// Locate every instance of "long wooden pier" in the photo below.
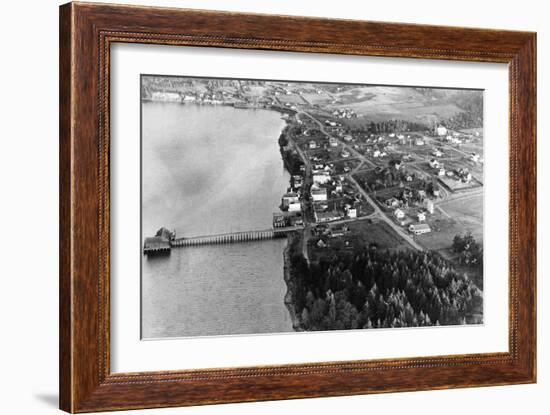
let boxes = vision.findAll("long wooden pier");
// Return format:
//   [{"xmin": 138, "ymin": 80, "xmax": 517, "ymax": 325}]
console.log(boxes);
[{"xmin": 169, "ymin": 226, "xmax": 302, "ymax": 248}]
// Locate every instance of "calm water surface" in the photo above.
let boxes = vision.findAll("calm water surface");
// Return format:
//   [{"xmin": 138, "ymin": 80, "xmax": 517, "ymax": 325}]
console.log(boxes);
[{"xmin": 141, "ymin": 103, "xmax": 293, "ymax": 338}]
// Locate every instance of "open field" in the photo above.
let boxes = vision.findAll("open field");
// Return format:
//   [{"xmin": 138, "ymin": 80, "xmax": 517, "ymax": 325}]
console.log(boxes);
[
  {"xmin": 276, "ymin": 94, "xmax": 306, "ymax": 105},
  {"xmin": 439, "ymin": 193, "xmax": 483, "ymax": 241},
  {"xmin": 300, "ymin": 92, "xmax": 333, "ymax": 105},
  {"xmin": 414, "ymin": 193, "xmax": 483, "ymax": 251}
]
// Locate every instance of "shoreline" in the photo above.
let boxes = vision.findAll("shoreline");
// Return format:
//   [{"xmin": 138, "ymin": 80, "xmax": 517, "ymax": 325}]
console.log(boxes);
[
  {"xmin": 283, "ymin": 233, "xmax": 304, "ymax": 332},
  {"xmin": 142, "ymin": 97, "xmax": 298, "ymax": 117}
]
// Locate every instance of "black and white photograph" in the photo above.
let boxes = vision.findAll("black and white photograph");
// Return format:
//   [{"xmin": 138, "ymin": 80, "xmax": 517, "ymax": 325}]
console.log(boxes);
[{"xmin": 141, "ymin": 75, "xmax": 484, "ymax": 339}]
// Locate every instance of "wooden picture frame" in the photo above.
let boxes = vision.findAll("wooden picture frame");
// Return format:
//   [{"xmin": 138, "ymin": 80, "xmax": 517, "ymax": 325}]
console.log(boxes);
[{"xmin": 59, "ymin": 2, "xmax": 536, "ymax": 412}]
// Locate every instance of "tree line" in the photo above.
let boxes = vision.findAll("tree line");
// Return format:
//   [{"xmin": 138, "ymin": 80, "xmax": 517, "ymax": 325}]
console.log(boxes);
[{"xmin": 287, "ymin": 239, "xmax": 483, "ymax": 331}]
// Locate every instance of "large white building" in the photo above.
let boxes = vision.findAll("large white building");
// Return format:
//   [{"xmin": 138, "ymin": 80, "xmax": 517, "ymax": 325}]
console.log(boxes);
[
  {"xmin": 288, "ymin": 202, "xmax": 302, "ymax": 212},
  {"xmin": 409, "ymin": 223, "xmax": 431, "ymax": 235},
  {"xmin": 313, "ymin": 173, "xmax": 331, "ymax": 185},
  {"xmin": 311, "ymin": 188, "xmax": 327, "ymax": 202}
]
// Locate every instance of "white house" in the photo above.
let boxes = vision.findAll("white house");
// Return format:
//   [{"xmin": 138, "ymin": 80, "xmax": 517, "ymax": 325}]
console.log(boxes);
[
  {"xmin": 393, "ymin": 209, "xmax": 405, "ymax": 220},
  {"xmin": 347, "ymin": 208, "xmax": 357, "ymax": 218},
  {"xmin": 329, "ymin": 137, "xmax": 338, "ymax": 147},
  {"xmin": 309, "ymin": 140, "xmax": 317, "ymax": 149},
  {"xmin": 373, "ymin": 150, "xmax": 381, "ymax": 158},
  {"xmin": 417, "ymin": 212, "xmax": 426, "ymax": 222},
  {"xmin": 386, "ymin": 197, "xmax": 400, "ymax": 208},
  {"xmin": 409, "ymin": 223, "xmax": 431, "ymax": 235},
  {"xmin": 436, "ymin": 126, "xmax": 448, "ymax": 136},
  {"xmin": 424, "ymin": 199, "xmax": 434, "ymax": 214},
  {"xmin": 288, "ymin": 202, "xmax": 302, "ymax": 212}
]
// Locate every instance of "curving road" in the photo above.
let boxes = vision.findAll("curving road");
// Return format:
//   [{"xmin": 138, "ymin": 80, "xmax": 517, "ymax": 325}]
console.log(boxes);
[{"xmin": 348, "ymin": 176, "xmax": 424, "ymax": 251}]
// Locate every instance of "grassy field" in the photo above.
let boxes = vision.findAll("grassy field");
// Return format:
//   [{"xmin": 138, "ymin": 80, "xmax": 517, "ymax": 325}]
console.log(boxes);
[
  {"xmin": 440, "ymin": 194, "xmax": 483, "ymax": 241},
  {"xmin": 277, "ymin": 94, "xmax": 306, "ymax": 105},
  {"xmin": 415, "ymin": 193, "xmax": 483, "ymax": 252}
]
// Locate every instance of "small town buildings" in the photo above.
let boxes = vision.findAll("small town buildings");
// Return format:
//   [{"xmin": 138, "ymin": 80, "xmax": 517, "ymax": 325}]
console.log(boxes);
[
  {"xmin": 417, "ymin": 211, "xmax": 426, "ymax": 222},
  {"xmin": 292, "ymin": 175, "xmax": 303, "ymax": 189},
  {"xmin": 314, "ymin": 210, "xmax": 342, "ymax": 223},
  {"xmin": 373, "ymin": 150, "xmax": 381, "ymax": 158},
  {"xmin": 424, "ymin": 199, "xmax": 435, "ymax": 214},
  {"xmin": 343, "ymin": 135, "xmax": 353, "ymax": 142},
  {"xmin": 470, "ymin": 153, "xmax": 481, "ymax": 163},
  {"xmin": 438, "ymin": 168, "xmax": 446, "ymax": 176},
  {"xmin": 309, "ymin": 140, "xmax": 317, "ymax": 149},
  {"xmin": 415, "ymin": 138, "xmax": 425, "ymax": 146},
  {"xmin": 386, "ymin": 197, "xmax": 400, "ymax": 208},
  {"xmin": 317, "ymin": 239, "xmax": 327, "ymax": 248},
  {"xmin": 432, "ymin": 149, "xmax": 443, "ymax": 157},
  {"xmin": 347, "ymin": 208, "xmax": 357, "ymax": 218},
  {"xmin": 288, "ymin": 202, "xmax": 302, "ymax": 212},
  {"xmin": 335, "ymin": 182, "xmax": 343, "ymax": 193},
  {"xmin": 313, "ymin": 172, "xmax": 331, "ymax": 185},
  {"xmin": 433, "ymin": 189, "xmax": 440, "ymax": 197},
  {"xmin": 436, "ymin": 125, "xmax": 448, "ymax": 136},
  {"xmin": 393, "ymin": 208, "xmax": 405, "ymax": 220},
  {"xmin": 282, "ymin": 192, "xmax": 300, "ymax": 208},
  {"xmin": 394, "ymin": 161, "xmax": 403, "ymax": 170},
  {"xmin": 289, "ymin": 215, "xmax": 304, "ymax": 227},
  {"xmin": 429, "ymin": 159, "xmax": 440, "ymax": 169},
  {"xmin": 330, "ymin": 224, "xmax": 349, "ymax": 238},
  {"xmin": 341, "ymin": 150, "xmax": 351, "ymax": 158},
  {"xmin": 273, "ymin": 212, "xmax": 289, "ymax": 228},
  {"xmin": 311, "ymin": 187, "xmax": 328, "ymax": 202},
  {"xmin": 409, "ymin": 223, "xmax": 432, "ymax": 235},
  {"xmin": 329, "ymin": 137, "xmax": 338, "ymax": 147}
]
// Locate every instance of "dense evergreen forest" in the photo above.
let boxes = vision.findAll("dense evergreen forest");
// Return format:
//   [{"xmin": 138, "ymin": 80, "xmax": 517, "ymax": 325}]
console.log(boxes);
[{"xmin": 287, "ymin": 238, "xmax": 483, "ymax": 331}]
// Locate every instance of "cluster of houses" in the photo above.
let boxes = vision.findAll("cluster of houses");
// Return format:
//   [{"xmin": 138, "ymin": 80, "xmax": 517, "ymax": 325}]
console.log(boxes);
[
  {"xmin": 384, "ymin": 187, "xmax": 435, "ymax": 234},
  {"xmin": 436, "ymin": 125, "xmax": 480, "ymax": 146},
  {"xmin": 331, "ymin": 108, "xmax": 357, "ymax": 119},
  {"xmin": 429, "ymin": 157, "xmax": 473, "ymax": 183},
  {"xmin": 314, "ymin": 224, "xmax": 352, "ymax": 248},
  {"xmin": 274, "ymin": 170, "xmax": 307, "ymax": 228}
]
